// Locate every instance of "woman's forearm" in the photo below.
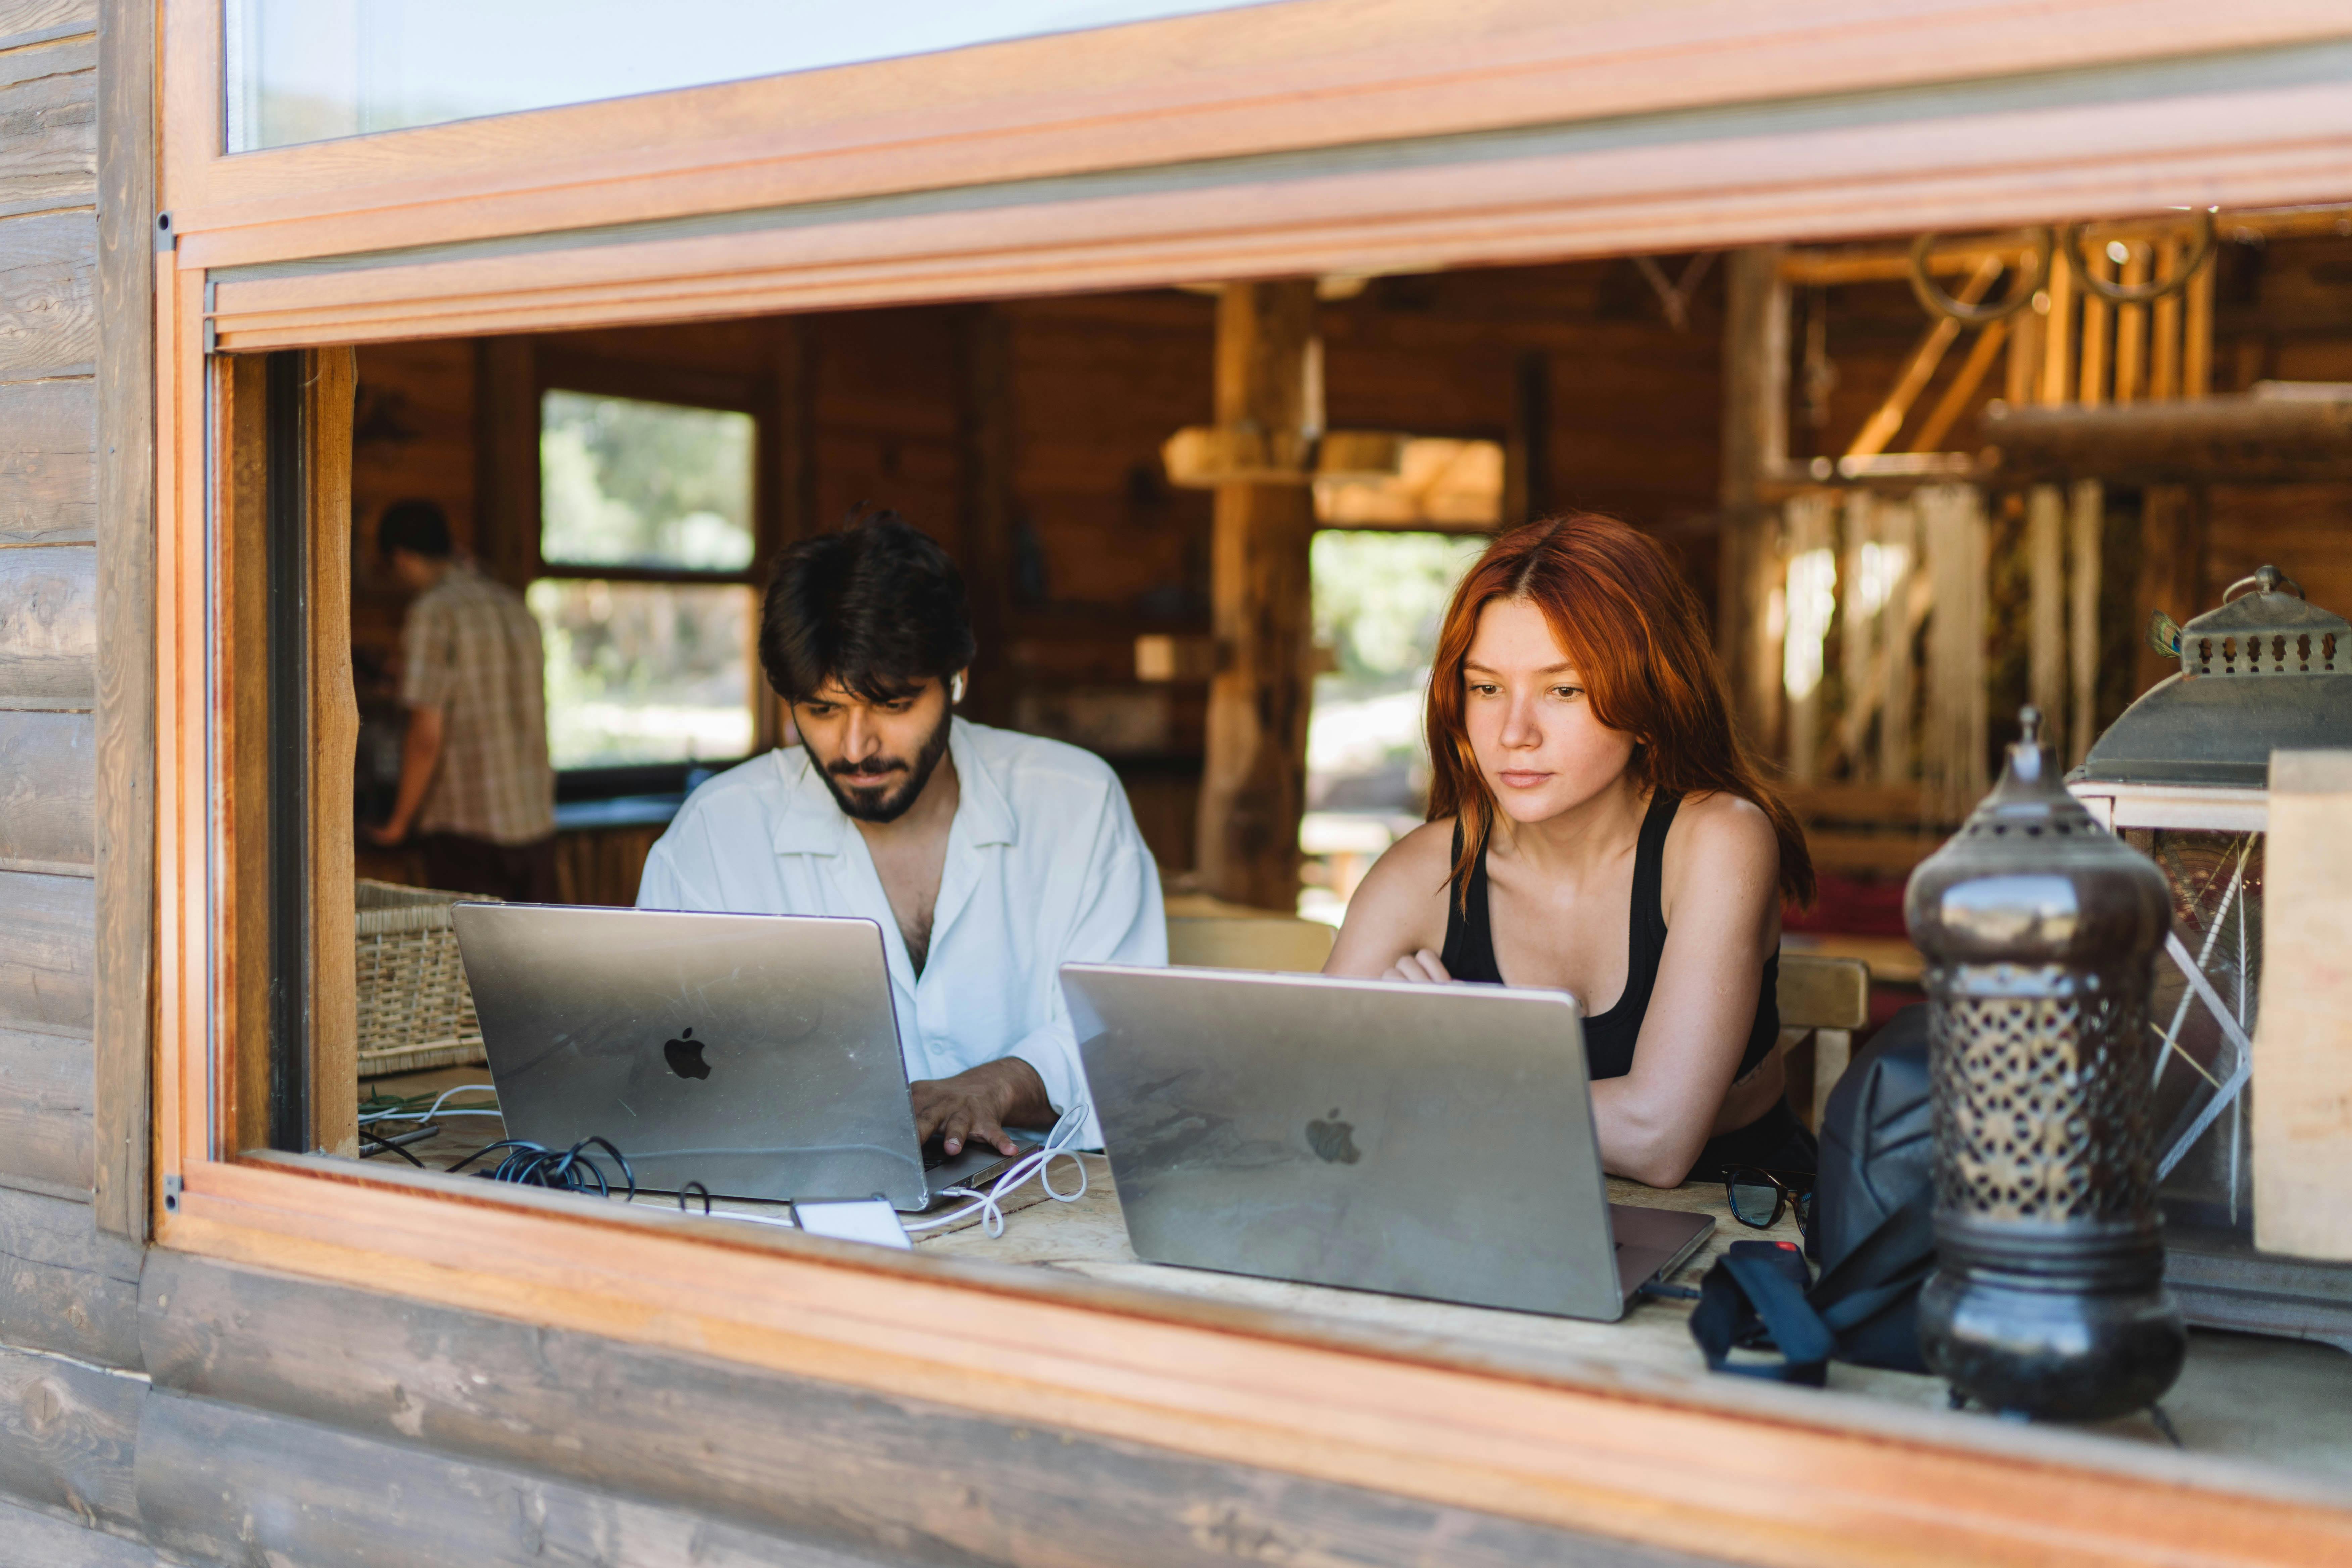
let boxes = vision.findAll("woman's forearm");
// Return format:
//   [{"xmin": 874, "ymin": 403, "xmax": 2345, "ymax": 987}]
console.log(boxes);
[{"xmin": 1589, "ymin": 1075, "xmax": 1713, "ymax": 1188}]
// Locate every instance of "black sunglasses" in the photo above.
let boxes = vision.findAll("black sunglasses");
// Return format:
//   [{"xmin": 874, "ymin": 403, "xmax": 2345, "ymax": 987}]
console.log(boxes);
[{"xmin": 1727, "ymin": 1166, "xmax": 1813, "ymax": 1231}]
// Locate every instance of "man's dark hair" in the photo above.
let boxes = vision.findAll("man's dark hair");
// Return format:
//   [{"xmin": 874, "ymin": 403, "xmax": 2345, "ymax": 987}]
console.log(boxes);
[
  {"xmin": 761, "ymin": 510, "xmax": 976, "ymax": 704},
  {"xmin": 377, "ymin": 498, "xmax": 453, "ymax": 561}
]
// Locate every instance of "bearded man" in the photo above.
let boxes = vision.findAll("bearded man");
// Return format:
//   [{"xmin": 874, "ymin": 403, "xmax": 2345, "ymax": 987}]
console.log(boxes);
[{"xmin": 636, "ymin": 511, "xmax": 1164, "ymax": 1155}]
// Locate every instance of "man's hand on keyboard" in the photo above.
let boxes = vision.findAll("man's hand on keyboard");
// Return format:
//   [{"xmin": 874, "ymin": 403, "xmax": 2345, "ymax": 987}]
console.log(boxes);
[{"xmin": 911, "ymin": 1057, "xmax": 1053, "ymax": 1159}]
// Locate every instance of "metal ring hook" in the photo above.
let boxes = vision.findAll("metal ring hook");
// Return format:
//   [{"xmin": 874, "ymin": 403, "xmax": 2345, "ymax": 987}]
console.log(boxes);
[
  {"xmin": 1907, "ymin": 228, "xmax": 2054, "ymax": 325},
  {"xmin": 2059, "ymin": 210, "xmax": 2217, "ymax": 306},
  {"xmin": 2223, "ymin": 565, "xmax": 2302, "ymax": 603}
]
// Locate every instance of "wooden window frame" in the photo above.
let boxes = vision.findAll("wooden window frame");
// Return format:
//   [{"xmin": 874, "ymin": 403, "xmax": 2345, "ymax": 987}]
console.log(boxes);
[{"xmin": 152, "ymin": 5, "xmax": 2352, "ymax": 1564}]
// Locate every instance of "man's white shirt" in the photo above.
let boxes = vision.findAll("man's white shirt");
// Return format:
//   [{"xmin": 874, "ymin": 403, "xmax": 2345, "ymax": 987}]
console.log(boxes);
[{"xmin": 635, "ymin": 719, "xmax": 1165, "ymax": 1146}]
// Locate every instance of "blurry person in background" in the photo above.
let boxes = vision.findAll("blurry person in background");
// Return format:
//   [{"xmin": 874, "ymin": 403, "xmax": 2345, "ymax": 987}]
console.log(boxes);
[{"xmin": 367, "ymin": 498, "xmax": 560, "ymax": 902}]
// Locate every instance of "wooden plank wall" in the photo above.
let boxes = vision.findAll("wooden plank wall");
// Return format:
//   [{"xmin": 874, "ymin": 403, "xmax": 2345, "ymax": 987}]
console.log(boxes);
[
  {"xmin": 0, "ymin": 0, "xmax": 115, "ymax": 1311},
  {"xmin": 129, "ymin": 1249, "xmax": 1699, "ymax": 1568},
  {"xmin": 0, "ymin": 4, "xmax": 158, "ymax": 1559}
]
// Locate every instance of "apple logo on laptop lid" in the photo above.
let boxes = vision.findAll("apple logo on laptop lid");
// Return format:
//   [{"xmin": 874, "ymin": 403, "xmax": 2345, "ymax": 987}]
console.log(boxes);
[
  {"xmin": 663, "ymin": 1027, "xmax": 712, "ymax": 1081},
  {"xmin": 1305, "ymin": 1109, "xmax": 1360, "ymax": 1165}
]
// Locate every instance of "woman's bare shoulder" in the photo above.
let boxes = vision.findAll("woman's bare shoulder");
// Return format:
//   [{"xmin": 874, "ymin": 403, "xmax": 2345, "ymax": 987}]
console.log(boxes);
[
  {"xmin": 1664, "ymin": 791, "xmax": 1780, "ymax": 892},
  {"xmin": 1674, "ymin": 788, "xmax": 1776, "ymax": 845},
  {"xmin": 1379, "ymin": 816, "xmax": 1458, "ymax": 872}
]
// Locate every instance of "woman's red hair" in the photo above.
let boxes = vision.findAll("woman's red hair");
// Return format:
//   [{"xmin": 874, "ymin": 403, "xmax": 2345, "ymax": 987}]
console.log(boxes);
[{"xmin": 1425, "ymin": 514, "xmax": 1815, "ymax": 906}]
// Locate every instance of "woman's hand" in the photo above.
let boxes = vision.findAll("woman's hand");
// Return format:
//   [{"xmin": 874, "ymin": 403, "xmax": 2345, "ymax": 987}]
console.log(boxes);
[{"xmin": 1383, "ymin": 948, "xmax": 1453, "ymax": 984}]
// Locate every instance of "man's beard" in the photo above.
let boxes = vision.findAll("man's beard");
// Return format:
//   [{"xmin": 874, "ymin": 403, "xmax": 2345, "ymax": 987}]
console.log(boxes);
[{"xmin": 814, "ymin": 707, "xmax": 953, "ymax": 824}]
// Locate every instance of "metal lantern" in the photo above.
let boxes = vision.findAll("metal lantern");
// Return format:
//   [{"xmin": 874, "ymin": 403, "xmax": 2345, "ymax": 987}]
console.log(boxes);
[
  {"xmin": 2066, "ymin": 566, "xmax": 2352, "ymax": 1351},
  {"xmin": 1906, "ymin": 707, "xmax": 2186, "ymax": 1420}
]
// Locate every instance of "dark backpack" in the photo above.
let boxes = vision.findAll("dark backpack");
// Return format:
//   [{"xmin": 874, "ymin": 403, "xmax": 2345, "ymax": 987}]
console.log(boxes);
[{"xmin": 1689, "ymin": 1005, "xmax": 1935, "ymax": 1383}]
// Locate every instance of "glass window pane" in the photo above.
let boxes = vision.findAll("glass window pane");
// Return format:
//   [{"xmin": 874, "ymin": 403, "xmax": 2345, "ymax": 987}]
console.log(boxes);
[
  {"xmin": 224, "ymin": 0, "xmax": 1284, "ymax": 152},
  {"xmin": 540, "ymin": 391, "xmax": 755, "ymax": 573},
  {"xmin": 527, "ymin": 579, "xmax": 757, "ymax": 770}
]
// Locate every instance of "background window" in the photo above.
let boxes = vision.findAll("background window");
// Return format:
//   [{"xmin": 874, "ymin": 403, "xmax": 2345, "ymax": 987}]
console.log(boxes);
[
  {"xmin": 540, "ymin": 391, "xmax": 755, "ymax": 571},
  {"xmin": 531, "ymin": 390, "xmax": 760, "ymax": 771},
  {"xmin": 527, "ymin": 579, "xmax": 756, "ymax": 771}
]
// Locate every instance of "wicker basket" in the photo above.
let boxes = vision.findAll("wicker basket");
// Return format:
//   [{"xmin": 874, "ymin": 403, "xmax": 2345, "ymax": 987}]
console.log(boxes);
[{"xmin": 355, "ymin": 879, "xmax": 499, "ymax": 1079}]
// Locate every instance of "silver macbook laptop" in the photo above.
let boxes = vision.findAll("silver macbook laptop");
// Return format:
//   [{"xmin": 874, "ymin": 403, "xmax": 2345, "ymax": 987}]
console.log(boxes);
[
  {"xmin": 452, "ymin": 904, "xmax": 1023, "ymax": 1210},
  {"xmin": 1060, "ymin": 964, "xmax": 1713, "ymax": 1321}
]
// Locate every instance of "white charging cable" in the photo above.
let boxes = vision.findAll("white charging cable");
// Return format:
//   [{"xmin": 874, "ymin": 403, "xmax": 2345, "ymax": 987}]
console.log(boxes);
[
  {"xmin": 900, "ymin": 1101, "xmax": 1093, "ymax": 1239},
  {"xmin": 358, "ymin": 1084, "xmax": 502, "ymax": 1126}
]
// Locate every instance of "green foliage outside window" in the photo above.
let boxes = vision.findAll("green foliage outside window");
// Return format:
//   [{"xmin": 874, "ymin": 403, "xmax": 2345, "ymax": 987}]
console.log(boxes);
[{"xmin": 540, "ymin": 390, "xmax": 755, "ymax": 571}]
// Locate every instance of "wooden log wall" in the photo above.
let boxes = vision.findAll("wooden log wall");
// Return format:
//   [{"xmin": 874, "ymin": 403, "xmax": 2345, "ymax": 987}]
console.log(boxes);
[
  {"xmin": 125, "ymin": 1249, "xmax": 1692, "ymax": 1568},
  {"xmin": 0, "ymin": 3, "xmax": 138, "ymax": 1419},
  {"xmin": 0, "ymin": 3, "xmax": 163, "ymax": 1558}
]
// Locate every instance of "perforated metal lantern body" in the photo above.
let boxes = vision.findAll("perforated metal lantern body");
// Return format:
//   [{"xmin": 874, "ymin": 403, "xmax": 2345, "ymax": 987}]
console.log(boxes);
[{"xmin": 1906, "ymin": 712, "xmax": 2185, "ymax": 1420}]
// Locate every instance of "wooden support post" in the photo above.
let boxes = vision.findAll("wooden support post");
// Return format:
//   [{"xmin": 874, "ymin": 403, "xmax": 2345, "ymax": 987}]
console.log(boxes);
[
  {"xmin": 1720, "ymin": 249, "xmax": 1788, "ymax": 761},
  {"xmin": 2151, "ymin": 237, "xmax": 2184, "ymax": 402},
  {"xmin": 1921, "ymin": 485, "xmax": 1988, "ymax": 822},
  {"xmin": 2040, "ymin": 247, "xmax": 2077, "ymax": 406},
  {"xmin": 2078, "ymin": 247, "xmax": 2112, "ymax": 408},
  {"xmin": 2006, "ymin": 300, "xmax": 2045, "ymax": 409},
  {"xmin": 2027, "ymin": 484, "xmax": 2066, "ymax": 730},
  {"xmin": 1879, "ymin": 498, "xmax": 1921, "ymax": 787},
  {"xmin": 1195, "ymin": 281, "xmax": 1320, "ymax": 911},
  {"xmin": 2185, "ymin": 256, "xmax": 2215, "ymax": 398},
  {"xmin": 2114, "ymin": 246, "xmax": 2150, "ymax": 406},
  {"xmin": 1838, "ymin": 492, "xmax": 1877, "ymax": 777},
  {"xmin": 2066, "ymin": 479, "xmax": 2103, "ymax": 766}
]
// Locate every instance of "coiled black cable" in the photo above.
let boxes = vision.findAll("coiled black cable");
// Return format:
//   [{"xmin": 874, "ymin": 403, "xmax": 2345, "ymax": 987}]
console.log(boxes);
[{"xmin": 447, "ymin": 1136, "xmax": 636, "ymax": 1201}]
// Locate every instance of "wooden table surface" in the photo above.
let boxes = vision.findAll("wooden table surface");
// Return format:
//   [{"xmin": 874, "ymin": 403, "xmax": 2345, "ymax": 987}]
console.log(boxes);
[
  {"xmin": 361, "ymin": 1066, "xmax": 2352, "ymax": 1486},
  {"xmin": 913, "ymin": 1157, "xmax": 2352, "ymax": 1483}
]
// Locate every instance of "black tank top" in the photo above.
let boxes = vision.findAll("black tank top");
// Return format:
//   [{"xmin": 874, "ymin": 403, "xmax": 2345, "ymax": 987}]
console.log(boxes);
[{"xmin": 1439, "ymin": 791, "xmax": 1780, "ymax": 1082}]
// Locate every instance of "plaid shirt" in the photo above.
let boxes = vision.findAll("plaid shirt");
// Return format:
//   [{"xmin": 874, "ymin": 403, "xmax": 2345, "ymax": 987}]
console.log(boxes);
[{"xmin": 400, "ymin": 564, "xmax": 555, "ymax": 845}]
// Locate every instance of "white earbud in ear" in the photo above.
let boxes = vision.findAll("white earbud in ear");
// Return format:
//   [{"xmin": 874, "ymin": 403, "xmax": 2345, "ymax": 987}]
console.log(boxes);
[{"xmin": 950, "ymin": 673, "xmax": 968, "ymax": 704}]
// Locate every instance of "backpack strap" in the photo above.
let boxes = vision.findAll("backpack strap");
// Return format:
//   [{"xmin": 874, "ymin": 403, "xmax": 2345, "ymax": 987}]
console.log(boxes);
[
  {"xmin": 1690, "ymin": 1241, "xmax": 1833, "ymax": 1386},
  {"xmin": 1689, "ymin": 1196, "xmax": 1937, "ymax": 1384}
]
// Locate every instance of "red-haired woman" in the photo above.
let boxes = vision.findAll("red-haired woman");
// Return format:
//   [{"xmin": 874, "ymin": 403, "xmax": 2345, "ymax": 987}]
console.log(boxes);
[{"xmin": 1327, "ymin": 515, "xmax": 1816, "ymax": 1188}]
